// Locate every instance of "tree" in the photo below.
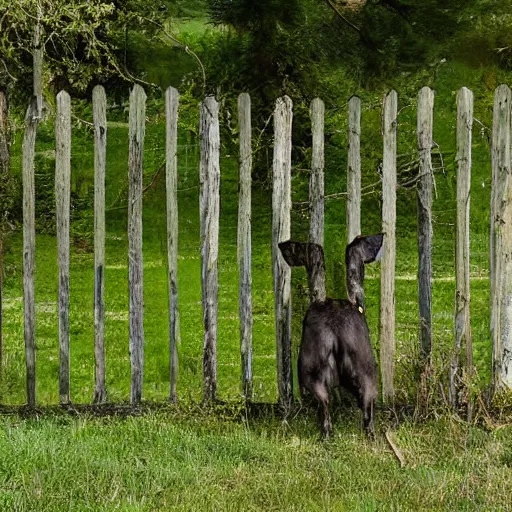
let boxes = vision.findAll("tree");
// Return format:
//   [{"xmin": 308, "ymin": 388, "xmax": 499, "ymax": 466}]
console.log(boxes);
[{"xmin": 0, "ymin": 0, "xmax": 165, "ymax": 100}]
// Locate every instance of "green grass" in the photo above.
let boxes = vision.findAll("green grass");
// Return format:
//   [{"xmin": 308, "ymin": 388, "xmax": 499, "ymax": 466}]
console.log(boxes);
[
  {"xmin": 1, "ymin": 409, "xmax": 512, "ymax": 511},
  {"xmin": 0, "ymin": 61, "xmax": 510, "ymax": 407}
]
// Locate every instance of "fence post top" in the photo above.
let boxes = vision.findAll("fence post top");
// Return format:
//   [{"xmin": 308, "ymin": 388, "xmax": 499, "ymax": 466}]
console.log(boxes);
[
  {"xmin": 56, "ymin": 90, "xmax": 71, "ymax": 101},
  {"xmin": 457, "ymin": 86, "xmax": 473, "ymax": 97},
  {"xmin": 418, "ymin": 86, "xmax": 434, "ymax": 96},
  {"xmin": 494, "ymin": 84, "xmax": 512, "ymax": 97},
  {"xmin": 166, "ymin": 85, "xmax": 180, "ymax": 96},
  {"xmin": 384, "ymin": 89, "xmax": 398, "ymax": 100},
  {"xmin": 130, "ymin": 84, "xmax": 146, "ymax": 99},
  {"xmin": 276, "ymin": 96, "xmax": 293, "ymax": 108}
]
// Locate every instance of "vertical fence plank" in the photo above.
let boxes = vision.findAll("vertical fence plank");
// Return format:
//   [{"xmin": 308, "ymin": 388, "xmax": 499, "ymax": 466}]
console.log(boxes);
[
  {"xmin": 491, "ymin": 84, "xmax": 512, "ymax": 391},
  {"xmin": 22, "ymin": 98, "xmax": 39, "ymax": 407},
  {"xmin": 33, "ymin": 12, "xmax": 44, "ymax": 120},
  {"xmin": 450, "ymin": 87, "xmax": 474, "ymax": 409},
  {"xmin": 272, "ymin": 96, "xmax": 293, "ymax": 411},
  {"xmin": 309, "ymin": 98, "xmax": 324, "ymax": 248},
  {"xmin": 347, "ymin": 95, "xmax": 361, "ymax": 245},
  {"xmin": 380, "ymin": 90, "xmax": 397, "ymax": 403},
  {"xmin": 0, "ymin": 90, "xmax": 9, "ymax": 379},
  {"xmin": 93, "ymin": 85, "xmax": 107, "ymax": 403},
  {"xmin": 417, "ymin": 87, "xmax": 434, "ymax": 360},
  {"xmin": 238, "ymin": 92, "xmax": 253, "ymax": 400},
  {"xmin": 166, "ymin": 86, "xmax": 180, "ymax": 403},
  {"xmin": 128, "ymin": 84, "xmax": 146, "ymax": 404},
  {"xmin": 55, "ymin": 91, "xmax": 71, "ymax": 404},
  {"xmin": 200, "ymin": 96, "xmax": 220, "ymax": 403}
]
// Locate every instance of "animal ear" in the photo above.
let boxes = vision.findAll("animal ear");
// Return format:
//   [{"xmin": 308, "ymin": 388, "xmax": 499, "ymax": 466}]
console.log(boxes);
[
  {"xmin": 278, "ymin": 241, "xmax": 308, "ymax": 267},
  {"xmin": 347, "ymin": 234, "xmax": 384, "ymax": 263}
]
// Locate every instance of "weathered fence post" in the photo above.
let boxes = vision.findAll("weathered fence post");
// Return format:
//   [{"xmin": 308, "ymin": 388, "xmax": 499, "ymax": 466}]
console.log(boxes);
[
  {"xmin": 0, "ymin": 90, "xmax": 9, "ymax": 379},
  {"xmin": 55, "ymin": 90, "xmax": 71, "ymax": 405},
  {"xmin": 22, "ymin": 97, "xmax": 39, "ymax": 408},
  {"xmin": 491, "ymin": 84, "xmax": 512, "ymax": 391},
  {"xmin": 165, "ymin": 86, "xmax": 180, "ymax": 403},
  {"xmin": 450, "ymin": 87, "xmax": 474, "ymax": 410},
  {"xmin": 200, "ymin": 96, "xmax": 220, "ymax": 403},
  {"xmin": 347, "ymin": 95, "xmax": 361, "ymax": 245},
  {"xmin": 417, "ymin": 87, "xmax": 434, "ymax": 360},
  {"xmin": 238, "ymin": 92, "xmax": 253, "ymax": 400},
  {"xmin": 93, "ymin": 85, "xmax": 107, "ymax": 403},
  {"xmin": 272, "ymin": 96, "xmax": 293, "ymax": 411},
  {"xmin": 380, "ymin": 90, "xmax": 397, "ymax": 403},
  {"xmin": 309, "ymin": 98, "xmax": 324, "ymax": 248},
  {"xmin": 128, "ymin": 84, "xmax": 146, "ymax": 404}
]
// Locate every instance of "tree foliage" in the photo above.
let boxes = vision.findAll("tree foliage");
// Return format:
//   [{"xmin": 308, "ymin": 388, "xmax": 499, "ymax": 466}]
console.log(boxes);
[{"xmin": 0, "ymin": 0, "xmax": 164, "ymax": 100}]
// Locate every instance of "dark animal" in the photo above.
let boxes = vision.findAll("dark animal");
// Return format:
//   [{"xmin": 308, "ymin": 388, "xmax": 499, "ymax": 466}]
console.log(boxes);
[{"xmin": 278, "ymin": 234, "xmax": 383, "ymax": 438}]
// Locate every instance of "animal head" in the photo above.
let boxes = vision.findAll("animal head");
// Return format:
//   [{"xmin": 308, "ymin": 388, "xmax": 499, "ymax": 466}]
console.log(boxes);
[{"xmin": 345, "ymin": 234, "xmax": 384, "ymax": 307}]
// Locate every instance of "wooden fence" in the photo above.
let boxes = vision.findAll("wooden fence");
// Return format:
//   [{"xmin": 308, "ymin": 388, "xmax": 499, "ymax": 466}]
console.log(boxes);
[{"xmin": 8, "ymin": 83, "xmax": 512, "ymax": 410}]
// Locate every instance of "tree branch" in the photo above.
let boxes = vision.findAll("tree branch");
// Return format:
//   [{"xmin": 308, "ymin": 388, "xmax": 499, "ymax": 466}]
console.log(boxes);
[{"xmin": 323, "ymin": 0, "xmax": 377, "ymax": 51}]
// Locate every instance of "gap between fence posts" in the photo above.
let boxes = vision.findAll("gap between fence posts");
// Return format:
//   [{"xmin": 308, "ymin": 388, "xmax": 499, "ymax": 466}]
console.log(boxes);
[
  {"xmin": 200, "ymin": 96, "xmax": 220, "ymax": 403},
  {"xmin": 309, "ymin": 98, "xmax": 324, "ymax": 249},
  {"xmin": 451, "ymin": 87, "xmax": 473, "ymax": 414},
  {"xmin": 237, "ymin": 92, "xmax": 253, "ymax": 400},
  {"xmin": 93, "ymin": 85, "xmax": 107, "ymax": 404},
  {"xmin": 380, "ymin": 90, "xmax": 397, "ymax": 404},
  {"xmin": 347, "ymin": 95, "xmax": 361, "ymax": 246},
  {"xmin": 55, "ymin": 90, "xmax": 71, "ymax": 405},
  {"xmin": 272, "ymin": 96, "xmax": 293, "ymax": 412},
  {"xmin": 166, "ymin": 86, "xmax": 180, "ymax": 404},
  {"xmin": 491, "ymin": 84, "xmax": 512, "ymax": 392},
  {"xmin": 417, "ymin": 87, "xmax": 434, "ymax": 361},
  {"xmin": 128, "ymin": 84, "xmax": 146, "ymax": 404}
]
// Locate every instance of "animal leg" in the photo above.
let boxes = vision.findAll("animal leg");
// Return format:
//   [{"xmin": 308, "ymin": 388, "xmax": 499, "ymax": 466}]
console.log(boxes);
[
  {"xmin": 311, "ymin": 381, "xmax": 332, "ymax": 438},
  {"xmin": 361, "ymin": 385, "xmax": 377, "ymax": 440}
]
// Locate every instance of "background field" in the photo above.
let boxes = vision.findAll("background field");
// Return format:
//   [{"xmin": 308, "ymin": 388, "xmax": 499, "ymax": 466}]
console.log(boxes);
[{"xmin": 2, "ymin": 2, "xmax": 512, "ymax": 510}]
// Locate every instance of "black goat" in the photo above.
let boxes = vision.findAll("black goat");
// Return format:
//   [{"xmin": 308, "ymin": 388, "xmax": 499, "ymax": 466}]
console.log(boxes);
[{"xmin": 278, "ymin": 234, "xmax": 383, "ymax": 438}]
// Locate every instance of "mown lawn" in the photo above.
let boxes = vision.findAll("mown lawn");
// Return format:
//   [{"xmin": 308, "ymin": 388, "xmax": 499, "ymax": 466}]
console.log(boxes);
[{"xmin": 1, "ymin": 407, "xmax": 512, "ymax": 511}]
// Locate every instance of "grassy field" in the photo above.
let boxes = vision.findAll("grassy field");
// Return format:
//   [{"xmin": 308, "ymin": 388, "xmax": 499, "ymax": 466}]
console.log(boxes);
[
  {"xmin": 1, "ymin": 407, "xmax": 512, "ymax": 511},
  {"xmin": 2, "ymin": 18, "xmax": 512, "ymax": 511},
  {"xmin": 1, "ymin": 60, "xmax": 506, "ymax": 405}
]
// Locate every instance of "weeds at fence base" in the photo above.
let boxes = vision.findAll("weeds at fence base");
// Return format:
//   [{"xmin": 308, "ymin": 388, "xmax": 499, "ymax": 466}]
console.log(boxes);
[{"xmin": 1, "ymin": 395, "xmax": 510, "ymax": 434}]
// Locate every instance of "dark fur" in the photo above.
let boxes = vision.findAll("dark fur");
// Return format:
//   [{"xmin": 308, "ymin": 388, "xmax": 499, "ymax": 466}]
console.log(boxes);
[{"xmin": 279, "ymin": 234, "xmax": 383, "ymax": 438}]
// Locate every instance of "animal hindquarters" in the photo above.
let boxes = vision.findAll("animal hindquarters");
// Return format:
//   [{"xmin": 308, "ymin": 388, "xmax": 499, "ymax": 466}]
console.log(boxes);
[{"xmin": 298, "ymin": 319, "xmax": 338, "ymax": 437}]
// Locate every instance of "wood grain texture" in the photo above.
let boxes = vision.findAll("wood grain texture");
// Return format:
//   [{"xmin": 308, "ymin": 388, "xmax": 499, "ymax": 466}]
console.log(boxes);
[
  {"xmin": 128, "ymin": 84, "xmax": 146, "ymax": 404},
  {"xmin": 55, "ymin": 90, "xmax": 72, "ymax": 404},
  {"xmin": 417, "ymin": 87, "xmax": 434, "ymax": 360},
  {"xmin": 380, "ymin": 90, "xmax": 397, "ymax": 403},
  {"xmin": 452, "ymin": 87, "xmax": 474, "ymax": 412},
  {"xmin": 200, "ymin": 96, "xmax": 220, "ymax": 403},
  {"xmin": 309, "ymin": 98, "xmax": 325, "ymax": 248},
  {"xmin": 347, "ymin": 95, "xmax": 361, "ymax": 246},
  {"xmin": 93, "ymin": 85, "xmax": 107, "ymax": 403},
  {"xmin": 237, "ymin": 92, "xmax": 253, "ymax": 400},
  {"xmin": 0, "ymin": 91, "xmax": 9, "ymax": 378},
  {"xmin": 491, "ymin": 85, "xmax": 512, "ymax": 390},
  {"xmin": 272, "ymin": 96, "xmax": 293, "ymax": 411},
  {"xmin": 22, "ymin": 98, "xmax": 40, "ymax": 407},
  {"xmin": 166, "ymin": 86, "xmax": 180, "ymax": 403}
]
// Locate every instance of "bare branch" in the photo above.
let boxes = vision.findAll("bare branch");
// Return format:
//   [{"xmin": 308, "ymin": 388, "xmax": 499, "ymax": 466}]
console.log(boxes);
[{"xmin": 141, "ymin": 17, "xmax": 206, "ymax": 93}]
